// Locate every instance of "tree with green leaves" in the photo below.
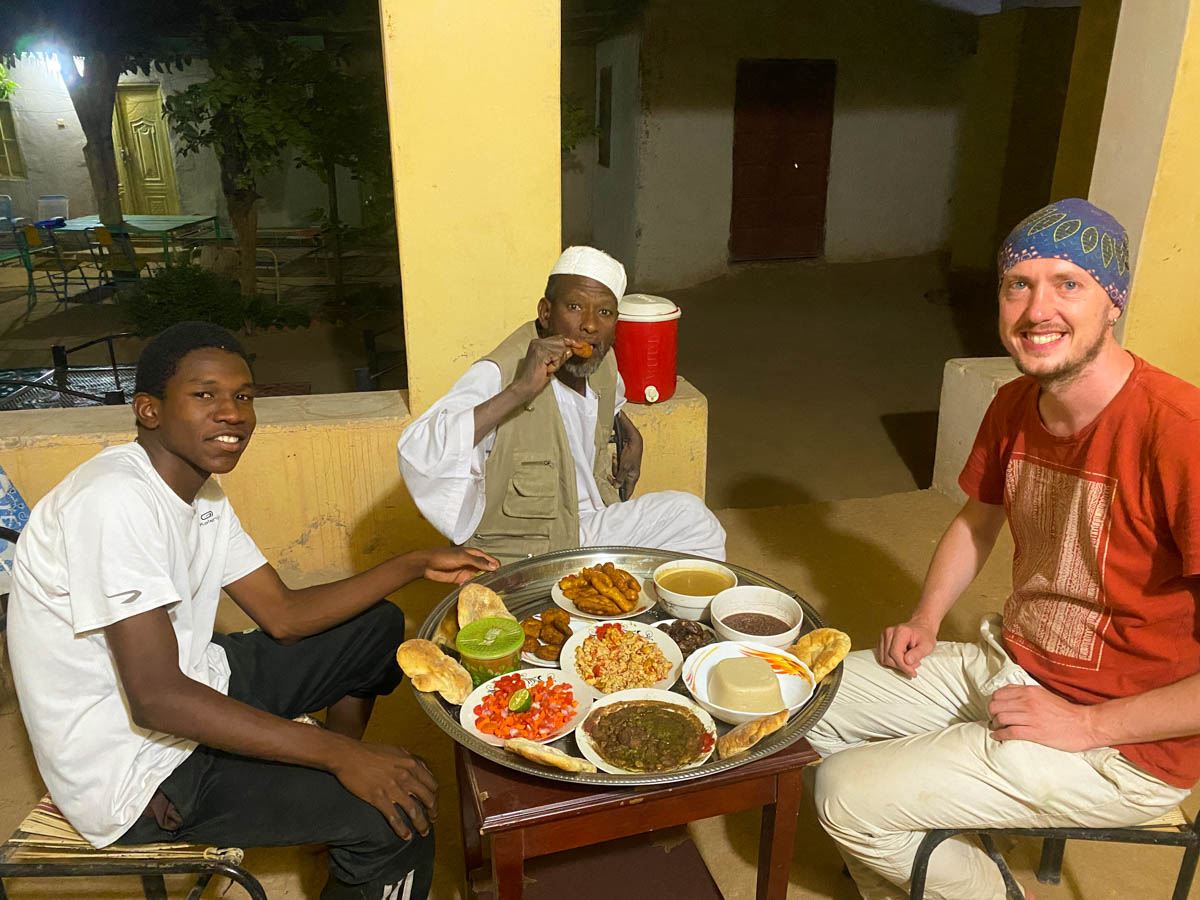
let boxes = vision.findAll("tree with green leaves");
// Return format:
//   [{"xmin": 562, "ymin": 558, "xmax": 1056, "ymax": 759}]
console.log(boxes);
[
  {"xmin": 283, "ymin": 37, "xmax": 391, "ymax": 299},
  {"xmin": 163, "ymin": 19, "xmax": 303, "ymax": 297}
]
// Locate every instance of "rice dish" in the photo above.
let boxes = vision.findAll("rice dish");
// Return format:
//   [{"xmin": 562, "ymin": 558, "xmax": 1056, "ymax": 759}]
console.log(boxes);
[{"xmin": 574, "ymin": 623, "xmax": 671, "ymax": 693}]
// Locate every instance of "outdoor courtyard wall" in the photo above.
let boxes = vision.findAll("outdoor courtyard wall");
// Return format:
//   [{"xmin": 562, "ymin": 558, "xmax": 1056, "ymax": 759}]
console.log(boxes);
[
  {"xmin": 0, "ymin": 56, "xmax": 358, "ymax": 228},
  {"xmin": 606, "ymin": 0, "xmax": 976, "ymax": 291},
  {"xmin": 0, "ymin": 381, "xmax": 709, "ymax": 628}
]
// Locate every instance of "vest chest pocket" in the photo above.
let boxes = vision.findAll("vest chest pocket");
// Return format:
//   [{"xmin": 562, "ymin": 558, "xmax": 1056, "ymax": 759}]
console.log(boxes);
[{"xmin": 502, "ymin": 458, "xmax": 559, "ymax": 520}]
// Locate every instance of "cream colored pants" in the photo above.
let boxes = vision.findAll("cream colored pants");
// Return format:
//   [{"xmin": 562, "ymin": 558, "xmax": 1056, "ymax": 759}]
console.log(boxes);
[{"xmin": 805, "ymin": 616, "xmax": 1189, "ymax": 900}]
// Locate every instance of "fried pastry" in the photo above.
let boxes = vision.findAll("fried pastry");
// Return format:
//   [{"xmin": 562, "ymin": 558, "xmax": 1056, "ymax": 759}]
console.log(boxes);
[
  {"xmin": 716, "ymin": 709, "xmax": 789, "ymax": 759},
  {"xmin": 457, "ymin": 583, "xmax": 517, "ymax": 629},
  {"xmin": 395, "ymin": 639, "xmax": 472, "ymax": 705},
  {"xmin": 505, "ymin": 738, "xmax": 596, "ymax": 773},
  {"xmin": 788, "ymin": 628, "xmax": 851, "ymax": 682}
]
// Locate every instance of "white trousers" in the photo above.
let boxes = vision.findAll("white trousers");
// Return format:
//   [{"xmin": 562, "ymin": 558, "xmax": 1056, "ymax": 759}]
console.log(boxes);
[
  {"xmin": 806, "ymin": 616, "xmax": 1189, "ymax": 900},
  {"xmin": 578, "ymin": 490, "xmax": 727, "ymax": 560}
]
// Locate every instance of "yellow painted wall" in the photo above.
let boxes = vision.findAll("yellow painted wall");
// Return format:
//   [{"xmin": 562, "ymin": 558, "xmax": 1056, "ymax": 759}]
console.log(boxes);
[
  {"xmin": 1119, "ymin": 1, "xmax": 1200, "ymax": 384},
  {"xmin": 377, "ymin": 0, "xmax": 564, "ymax": 413},
  {"xmin": 1050, "ymin": 0, "xmax": 1121, "ymax": 201}
]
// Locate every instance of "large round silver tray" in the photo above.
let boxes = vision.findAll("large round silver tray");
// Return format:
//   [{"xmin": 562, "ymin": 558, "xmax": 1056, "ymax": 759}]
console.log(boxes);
[{"xmin": 414, "ymin": 547, "xmax": 840, "ymax": 786}]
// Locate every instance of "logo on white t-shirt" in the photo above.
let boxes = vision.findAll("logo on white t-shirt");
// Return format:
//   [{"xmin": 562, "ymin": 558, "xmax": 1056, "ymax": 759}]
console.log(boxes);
[{"xmin": 199, "ymin": 510, "xmax": 219, "ymax": 526}]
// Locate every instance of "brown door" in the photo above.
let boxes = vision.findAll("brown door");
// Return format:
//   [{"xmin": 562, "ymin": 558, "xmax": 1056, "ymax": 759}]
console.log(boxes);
[{"xmin": 729, "ymin": 59, "xmax": 836, "ymax": 261}]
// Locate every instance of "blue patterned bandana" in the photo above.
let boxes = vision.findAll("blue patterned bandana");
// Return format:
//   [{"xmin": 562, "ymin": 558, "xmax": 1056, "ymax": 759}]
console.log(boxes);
[{"xmin": 998, "ymin": 198, "xmax": 1131, "ymax": 309}]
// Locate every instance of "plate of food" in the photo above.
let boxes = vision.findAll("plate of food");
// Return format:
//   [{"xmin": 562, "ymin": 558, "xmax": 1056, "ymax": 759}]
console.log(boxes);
[
  {"xmin": 560, "ymin": 620, "xmax": 683, "ymax": 697},
  {"xmin": 682, "ymin": 641, "xmax": 815, "ymax": 725},
  {"xmin": 654, "ymin": 618, "xmax": 719, "ymax": 659},
  {"xmin": 575, "ymin": 688, "xmax": 718, "ymax": 775},
  {"xmin": 519, "ymin": 608, "xmax": 583, "ymax": 667},
  {"xmin": 552, "ymin": 561, "xmax": 655, "ymax": 619},
  {"xmin": 459, "ymin": 668, "xmax": 592, "ymax": 747}
]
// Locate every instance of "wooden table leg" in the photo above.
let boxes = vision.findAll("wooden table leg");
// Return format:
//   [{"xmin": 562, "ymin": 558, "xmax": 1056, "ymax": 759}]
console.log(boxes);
[
  {"xmin": 456, "ymin": 747, "xmax": 485, "ymax": 876},
  {"xmin": 492, "ymin": 831, "xmax": 525, "ymax": 900},
  {"xmin": 756, "ymin": 767, "xmax": 805, "ymax": 900}
]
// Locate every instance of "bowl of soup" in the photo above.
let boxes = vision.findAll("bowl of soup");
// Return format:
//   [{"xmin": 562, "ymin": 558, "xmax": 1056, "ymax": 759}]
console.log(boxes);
[
  {"xmin": 652, "ymin": 559, "xmax": 738, "ymax": 621},
  {"xmin": 710, "ymin": 586, "xmax": 803, "ymax": 648}
]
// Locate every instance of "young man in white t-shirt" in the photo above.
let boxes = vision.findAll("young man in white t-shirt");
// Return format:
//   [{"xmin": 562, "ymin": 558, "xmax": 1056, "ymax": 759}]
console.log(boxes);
[{"xmin": 7, "ymin": 322, "xmax": 498, "ymax": 900}]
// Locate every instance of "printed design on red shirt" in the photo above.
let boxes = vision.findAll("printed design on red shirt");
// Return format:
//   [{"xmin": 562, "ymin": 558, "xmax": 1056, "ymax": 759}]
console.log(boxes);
[{"xmin": 1002, "ymin": 453, "xmax": 1116, "ymax": 670}]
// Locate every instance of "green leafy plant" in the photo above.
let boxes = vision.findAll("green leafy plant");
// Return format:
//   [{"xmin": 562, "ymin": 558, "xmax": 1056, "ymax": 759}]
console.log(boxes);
[
  {"xmin": 0, "ymin": 62, "xmax": 17, "ymax": 101},
  {"xmin": 561, "ymin": 94, "xmax": 598, "ymax": 153},
  {"xmin": 118, "ymin": 265, "xmax": 310, "ymax": 337}
]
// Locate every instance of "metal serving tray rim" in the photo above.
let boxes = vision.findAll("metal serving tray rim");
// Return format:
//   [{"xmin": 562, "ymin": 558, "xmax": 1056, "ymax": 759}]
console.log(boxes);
[{"xmin": 413, "ymin": 546, "xmax": 839, "ymax": 787}]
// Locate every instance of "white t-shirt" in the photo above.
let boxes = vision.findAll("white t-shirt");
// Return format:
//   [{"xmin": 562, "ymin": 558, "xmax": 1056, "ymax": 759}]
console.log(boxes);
[
  {"xmin": 397, "ymin": 361, "xmax": 626, "ymax": 544},
  {"xmin": 7, "ymin": 442, "xmax": 267, "ymax": 847}
]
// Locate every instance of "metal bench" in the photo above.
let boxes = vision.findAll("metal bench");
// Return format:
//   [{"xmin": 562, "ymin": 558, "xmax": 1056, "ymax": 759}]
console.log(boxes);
[{"xmin": 910, "ymin": 807, "xmax": 1200, "ymax": 900}]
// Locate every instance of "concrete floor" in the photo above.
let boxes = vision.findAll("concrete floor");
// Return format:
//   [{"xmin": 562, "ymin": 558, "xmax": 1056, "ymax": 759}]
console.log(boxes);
[{"xmin": 1, "ymin": 257, "xmax": 1195, "ymax": 898}]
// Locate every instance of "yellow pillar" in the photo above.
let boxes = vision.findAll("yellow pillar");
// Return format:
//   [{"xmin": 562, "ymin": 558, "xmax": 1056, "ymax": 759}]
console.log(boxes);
[
  {"xmin": 1090, "ymin": 0, "xmax": 1200, "ymax": 384},
  {"xmin": 377, "ymin": 0, "xmax": 563, "ymax": 412}
]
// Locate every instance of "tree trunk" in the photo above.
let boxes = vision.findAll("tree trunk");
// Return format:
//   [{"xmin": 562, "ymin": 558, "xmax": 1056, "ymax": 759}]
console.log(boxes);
[
  {"xmin": 62, "ymin": 52, "xmax": 125, "ymax": 227},
  {"xmin": 324, "ymin": 158, "xmax": 344, "ymax": 300},
  {"xmin": 216, "ymin": 148, "xmax": 259, "ymax": 297}
]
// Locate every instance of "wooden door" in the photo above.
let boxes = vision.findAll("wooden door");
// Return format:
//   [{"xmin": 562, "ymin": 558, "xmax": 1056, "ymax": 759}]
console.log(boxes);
[
  {"xmin": 113, "ymin": 85, "xmax": 180, "ymax": 216},
  {"xmin": 729, "ymin": 59, "xmax": 836, "ymax": 261}
]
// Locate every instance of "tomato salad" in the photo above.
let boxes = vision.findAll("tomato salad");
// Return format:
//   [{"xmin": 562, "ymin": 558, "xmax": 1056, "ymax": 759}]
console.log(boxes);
[{"xmin": 473, "ymin": 673, "xmax": 579, "ymax": 741}]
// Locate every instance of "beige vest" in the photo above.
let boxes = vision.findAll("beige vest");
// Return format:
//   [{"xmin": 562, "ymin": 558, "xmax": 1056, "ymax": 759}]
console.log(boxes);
[{"xmin": 467, "ymin": 321, "xmax": 620, "ymax": 563}]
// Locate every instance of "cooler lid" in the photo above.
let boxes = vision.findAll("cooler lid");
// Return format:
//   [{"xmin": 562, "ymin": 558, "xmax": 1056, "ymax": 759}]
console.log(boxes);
[{"xmin": 618, "ymin": 293, "xmax": 681, "ymax": 322}]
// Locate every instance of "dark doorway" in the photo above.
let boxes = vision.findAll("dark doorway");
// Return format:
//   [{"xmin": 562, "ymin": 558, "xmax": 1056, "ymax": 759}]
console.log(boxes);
[{"xmin": 729, "ymin": 59, "xmax": 836, "ymax": 262}]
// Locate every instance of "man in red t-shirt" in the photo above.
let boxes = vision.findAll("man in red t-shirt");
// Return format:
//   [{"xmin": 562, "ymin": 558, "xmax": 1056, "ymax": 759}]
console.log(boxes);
[{"xmin": 807, "ymin": 198, "xmax": 1200, "ymax": 900}]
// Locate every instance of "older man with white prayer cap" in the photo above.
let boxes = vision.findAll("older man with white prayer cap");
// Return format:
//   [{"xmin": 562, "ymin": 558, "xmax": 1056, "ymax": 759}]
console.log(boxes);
[{"xmin": 398, "ymin": 246, "xmax": 726, "ymax": 564}]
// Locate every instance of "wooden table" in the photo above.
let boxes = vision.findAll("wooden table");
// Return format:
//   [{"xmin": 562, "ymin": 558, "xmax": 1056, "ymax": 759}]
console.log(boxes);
[{"xmin": 456, "ymin": 737, "xmax": 819, "ymax": 900}]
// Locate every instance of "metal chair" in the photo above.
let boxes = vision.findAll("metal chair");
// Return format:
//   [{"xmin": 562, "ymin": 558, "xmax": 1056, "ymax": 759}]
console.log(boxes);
[
  {"xmin": 85, "ymin": 225, "xmax": 153, "ymax": 284},
  {"xmin": 910, "ymin": 809, "xmax": 1200, "ymax": 900},
  {"xmin": 17, "ymin": 224, "xmax": 95, "ymax": 307}
]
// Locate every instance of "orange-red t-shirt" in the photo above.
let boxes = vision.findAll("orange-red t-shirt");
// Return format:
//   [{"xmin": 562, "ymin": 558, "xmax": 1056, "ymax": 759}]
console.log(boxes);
[{"xmin": 960, "ymin": 355, "xmax": 1200, "ymax": 788}]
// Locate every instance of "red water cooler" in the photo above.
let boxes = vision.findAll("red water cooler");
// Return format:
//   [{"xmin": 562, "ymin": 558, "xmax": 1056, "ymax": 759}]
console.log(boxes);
[{"xmin": 613, "ymin": 293, "xmax": 680, "ymax": 404}]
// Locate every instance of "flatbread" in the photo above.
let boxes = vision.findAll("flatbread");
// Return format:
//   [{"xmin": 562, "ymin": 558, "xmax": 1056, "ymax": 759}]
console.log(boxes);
[
  {"xmin": 504, "ymin": 738, "xmax": 596, "ymax": 773},
  {"xmin": 717, "ymin": 708, "xmax": 789, "ymax": 759},
  {"xmin": 788, "ymin": 628, "xmax": 851, "ymax": 682},
  {"xmin": 395, "ymin": 639, "xmax": 472, "ymax": 705},
  {"xmin": 457, "ymin": 583, "xmax": 517, "ymax": 629}
]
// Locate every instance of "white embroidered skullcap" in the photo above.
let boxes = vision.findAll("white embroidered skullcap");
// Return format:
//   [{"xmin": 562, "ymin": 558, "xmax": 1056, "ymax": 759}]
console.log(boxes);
[{"xmin": 549, "ymin": 246, "xmax": 626, "ymax": 300}]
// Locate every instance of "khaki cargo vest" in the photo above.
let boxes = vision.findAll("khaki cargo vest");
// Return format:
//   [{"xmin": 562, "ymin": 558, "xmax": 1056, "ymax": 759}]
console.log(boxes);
[{"xmin": 467, "ymin": 321, "xmax": 620, "ymax": 563}]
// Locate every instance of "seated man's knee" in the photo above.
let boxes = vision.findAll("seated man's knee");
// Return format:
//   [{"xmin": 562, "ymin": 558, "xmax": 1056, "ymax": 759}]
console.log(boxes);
[
  {"xmin": 813, "ymin": 750, "xmax": 879, "ymax": 837},
  {"xmin": 357, "ymin": 600, "xmax": 407, "ymax": 649},
  {"xmin": 327, "ymin": 803, "xmax": 435, "ymax": 885}
]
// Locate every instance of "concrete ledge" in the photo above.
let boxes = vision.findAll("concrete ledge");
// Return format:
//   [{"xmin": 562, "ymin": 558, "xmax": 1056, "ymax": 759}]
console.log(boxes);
[
  {"xmin": 0, "ymin": 377, "xmax": 709, "ymax": 584},
  {"xmin": 932, "ymin": 357, "xmax": 1020, "ymax": 504}
]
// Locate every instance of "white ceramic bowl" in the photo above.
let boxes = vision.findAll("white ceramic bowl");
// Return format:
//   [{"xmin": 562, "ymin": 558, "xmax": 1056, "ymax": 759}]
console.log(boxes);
[
  {"xmin": 681, "ymin": 641, "xmax": 815, "ymax": 726},
  {"xmin": 651, "ymin": 559, "xmax": 738, "ymax": 621},
  {"xmin": 709, "ymin": 585, "xmax": 804, "ymax": 648}
]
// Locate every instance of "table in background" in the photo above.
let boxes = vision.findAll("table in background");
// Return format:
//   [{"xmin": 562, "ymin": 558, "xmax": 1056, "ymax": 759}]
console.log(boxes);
[
  {"xmin": 60, "ymin": 215, "xmax": 219, "ymax": 266},
  {"xmin": 456, "ymin": 737, "xmax": 818, "ymax": 900}
]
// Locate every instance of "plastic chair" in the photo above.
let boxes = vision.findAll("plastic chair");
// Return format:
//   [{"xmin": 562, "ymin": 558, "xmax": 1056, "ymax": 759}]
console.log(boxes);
[
  {"xmin": 910, "ymin": 810, "xmax": 1200, "ymax": 900},
  {"xmin": 35, "ymin": 195, "xmax": 68, "ymax": 222}
]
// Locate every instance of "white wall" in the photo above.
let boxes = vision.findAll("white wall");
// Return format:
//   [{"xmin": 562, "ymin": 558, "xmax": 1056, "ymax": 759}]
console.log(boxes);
[
  {"xmin": 609, "ymin": 0, "xmax": 976, "ymax": 290},
  {"xmin": 1, "ymin": 56, "xmax": 359, "ymax": 229},
  {"xmin": 1, "ymin": 57, "xmax": 93, "ymax": 219},
  {"xmin": 591, "ymin": 29, "xmax": 641, "ymax": 275}
]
